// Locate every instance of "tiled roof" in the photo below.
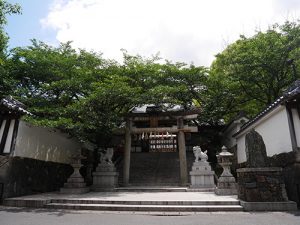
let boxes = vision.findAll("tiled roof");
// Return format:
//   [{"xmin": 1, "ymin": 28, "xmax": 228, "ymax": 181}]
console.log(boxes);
[
  {"xmin": 129, "ymin": 103, "xmax": 200, "ymax": 115},
  {"xmin": 0, "ymin": 96, "xmax": 32, "ymax": 115},
  {"xmin": 233, "ymin": 80, "xmax": 300, "ymax": 137}
]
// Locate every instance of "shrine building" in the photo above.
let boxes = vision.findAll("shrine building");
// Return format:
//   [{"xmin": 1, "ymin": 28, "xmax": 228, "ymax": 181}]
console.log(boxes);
[{"xmin": 122, "ymin": 104, "xmax": 200, "ymax": 186}]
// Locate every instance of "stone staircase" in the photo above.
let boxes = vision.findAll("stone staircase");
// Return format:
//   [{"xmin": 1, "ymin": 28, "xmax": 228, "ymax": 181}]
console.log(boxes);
[
  {"xmin": 117, "ymin": 152, "xmax": 194, "ymax": 186},
  {"xmin": 44, "ymin": 199, "xmax": 242, "ymax": 212},
  {"xmin": 2, "ymin": 152, "xmax": 244, "ymax": 212},
  {"xmin": 3, "ymin": 191, "xmax": 243, "ymax": 212}
]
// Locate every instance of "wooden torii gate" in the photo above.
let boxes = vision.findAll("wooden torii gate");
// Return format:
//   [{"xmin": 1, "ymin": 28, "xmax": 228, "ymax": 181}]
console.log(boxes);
[{"xmin": 123, "ymin": 105, "xmax": 200, "ymax": 186}]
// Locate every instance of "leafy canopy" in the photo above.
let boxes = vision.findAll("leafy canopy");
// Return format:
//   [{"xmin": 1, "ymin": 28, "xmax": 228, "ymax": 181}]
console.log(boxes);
[
  {"xmin": 0, "ymin": 0, "xmax": 21, "ymax": 98},
  {"xmin": 2, "ymin": 13, "xmax": 300, "ymax": 144},
  {"xmin": 8, "ymin": 41, "xmax": 208, "ymax": 144},
  {"xmin": 209, "ymin": 21, "xmax": 300, "ymax": 120}
]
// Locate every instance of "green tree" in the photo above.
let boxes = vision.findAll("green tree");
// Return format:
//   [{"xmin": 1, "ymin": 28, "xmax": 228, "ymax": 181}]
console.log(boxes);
[
  {"xmin": 71, "ymin": 52, "xmax": 209, "ymax": 143},
  {"xmin": 0, "ymin": 0, "xmax": 21, "ymax": 98},
  {"xmin": 210, "ymin": 21, "xmax": 300, "ymax": 120},
  {"xmin": 9, "ymin": 42, "xmax": 209, "ymax": 144},
  {"xmin": 9, "ymin": 40, "xmax": 106, "ymax": 137},
  {"xmin": 120, "ymin": 51, "xmax": 208, "ymax": 108}
]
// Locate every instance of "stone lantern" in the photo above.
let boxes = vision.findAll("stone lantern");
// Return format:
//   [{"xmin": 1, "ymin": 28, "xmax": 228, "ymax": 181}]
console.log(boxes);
[
  {"xmin": 60, "ymin": 154, "xmax": 90, "ymax": 194},
  {"xmin": 215, "ymin": 146, "xmax": 237, "ymax": 195}
]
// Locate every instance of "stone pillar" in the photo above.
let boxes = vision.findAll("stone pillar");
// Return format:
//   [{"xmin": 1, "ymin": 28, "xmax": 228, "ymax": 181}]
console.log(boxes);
[
  {"xmin": 177, "ymin": 117, "xmax": 188, "ymax": 185},
  {"xmin": 123, "ymin": 118, "xmax": 132, "ymax": 186}
]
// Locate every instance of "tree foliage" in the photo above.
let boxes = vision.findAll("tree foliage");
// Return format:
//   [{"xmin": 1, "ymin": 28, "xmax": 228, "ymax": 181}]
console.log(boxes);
[
  {"xmin": 7, "ymin": 41, "xmax": 208, "ymax": 143},
  {"xmin": 2, "ymin": 14, "xmax": 299, "ymax": 144},
  {"xmin": 0, "ymin": 0, "xmax": 21, "ymax": 98},
  {"xmin": 210, "ymin": 21, "xmax": 300, "ymax": 120}
]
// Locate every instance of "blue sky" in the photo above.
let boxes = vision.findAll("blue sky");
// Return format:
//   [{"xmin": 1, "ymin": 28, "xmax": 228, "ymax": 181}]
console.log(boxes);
[
  {"xmin": 5, "ymin": 0, "xmax": 57, "ymax": 48},
  {"xmin": 4, "ymin": 0, "xmax": 300, "ymax": 66}
]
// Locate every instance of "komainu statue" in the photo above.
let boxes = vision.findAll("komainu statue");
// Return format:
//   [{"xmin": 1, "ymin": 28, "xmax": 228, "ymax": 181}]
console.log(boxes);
[
  {"xmin": 99, "ymin": 148, "xmax": 114, "ymax": 165},
  {"xmin": 193, "ymin": 146, "xmax": 208, "ymax": 162}
]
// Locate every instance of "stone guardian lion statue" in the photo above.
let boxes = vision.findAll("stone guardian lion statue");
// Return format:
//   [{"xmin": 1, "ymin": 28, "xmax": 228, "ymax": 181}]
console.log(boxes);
[
  {"xmin": 192, "ymin": 146, "xmax": 208, "ymax": 162},
  {"xmin": 99, "ymin": 148, "xmax": 114, "ymax": 165}
]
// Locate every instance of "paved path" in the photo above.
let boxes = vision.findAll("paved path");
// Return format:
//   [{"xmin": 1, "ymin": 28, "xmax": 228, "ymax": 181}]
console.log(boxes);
[
  {"xmin": 4, "ymin": 191, "xmax": 239, "ymax": 202},
  {"xmin": 0, "ymin": 206, "xmax": 299, "ymax": 225}
]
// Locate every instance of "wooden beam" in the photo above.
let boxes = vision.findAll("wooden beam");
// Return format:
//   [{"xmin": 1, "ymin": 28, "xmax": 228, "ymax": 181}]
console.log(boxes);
[
  {"xmin": 177, "ymin": 117, "xmax": 188, "ymax": 185},
  {"xmin": 0, "ymin": 119, "xmax": 11, "ymax": 154},
  {"xmin": 131, "ymin": 126, "xmax": 198, "ymax": 133},
  {"xmin": 286, "ymin": 105, "xmax": 298, "ymax": 151},
  {"xmin": 123, "ymin": 118, "xmax": 132, "ymax": 186},
  {"xmin": 131, "ymin": 114, "xmax": 199, "ymax": 121},
  {"xmin": 10, "ymin": 119, "xmax": 19, "ymax": 153}
]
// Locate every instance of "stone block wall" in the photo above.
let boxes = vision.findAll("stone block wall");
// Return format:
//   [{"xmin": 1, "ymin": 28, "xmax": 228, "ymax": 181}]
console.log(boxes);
[
  {"xmin": 0, "ymin": 156, "xmax": 73, "ymax": 199},
  {"xmin": 267, "ymin": 152, "xmax": 299, "ymax": 206},
  {"xmin": 237, "ymin": 151, "xmax": 300, "ymax": 206},
  {"xmin": 237, "ymin": 167, "xmax": 288, "ymax": 202}
]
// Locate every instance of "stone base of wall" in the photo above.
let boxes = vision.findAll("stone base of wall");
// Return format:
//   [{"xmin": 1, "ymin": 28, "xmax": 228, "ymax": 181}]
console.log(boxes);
[
  {"xmin": 237, "ymin": 167, "xmax": 288, "ymax": 202},
  {"xmin": 268, "ymin": 151, "xmax": 300, "ymax": 207},
  {"xmin": 282, "ymin": 162, "xmax": 300, "ymax": 207},
  {"xmin": 237, "ymin": 151, "xmax": 300, "ymax": 207},
  {"xmin": 1, "ymin": 156, "xmax": 73, "ymax": 199},
  {"xmin": 240, "ymin": 200, "xmax": 297, "ymax": 211}
]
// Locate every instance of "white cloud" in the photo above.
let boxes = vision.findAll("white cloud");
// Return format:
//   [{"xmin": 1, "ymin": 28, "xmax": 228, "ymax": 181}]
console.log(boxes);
[{"xmin": 41, "ymin": 0, "xmax": 300, "ymax": 66}]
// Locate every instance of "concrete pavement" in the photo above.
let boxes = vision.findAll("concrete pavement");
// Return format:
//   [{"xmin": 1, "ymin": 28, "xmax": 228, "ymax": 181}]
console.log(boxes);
[
  {"xmin": 0, "ymin": 206, "xmax": 299, "ymax": 225},
  {"xmin": 3, "ymin": 191, "xmax": 240, "ymax": 202}
]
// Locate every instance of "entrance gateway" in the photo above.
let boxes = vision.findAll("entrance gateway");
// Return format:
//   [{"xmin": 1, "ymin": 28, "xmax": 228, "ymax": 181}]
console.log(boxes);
[{"xmin": 123, "ymin": 104, "xmax": 200, "ymax": 186}]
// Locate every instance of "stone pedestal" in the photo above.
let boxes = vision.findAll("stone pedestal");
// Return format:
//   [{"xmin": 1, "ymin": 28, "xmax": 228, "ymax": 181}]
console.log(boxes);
[
  {"xmin": 215, "ymin": 146, "xmax": 237, "ymax": 195},
  {"xmin": 189, "ymin": 161, "xmax": 215, "ymax": 188},
  {"xmin": 92, "ymin": 163, "xmax": 119, "ymax": 191},
  {"xmin": 237, "ymin": 167, "xmax": 288, "ymax": 202},
  {"xmin": 236, "ymin": 167, "xmax": 297, "ymax": 211},
  {"xmin": 60, "ymin": 155, "xmax": 90, "ymax": 194}
]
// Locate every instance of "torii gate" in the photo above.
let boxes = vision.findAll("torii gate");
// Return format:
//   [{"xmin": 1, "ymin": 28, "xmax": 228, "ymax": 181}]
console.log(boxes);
[{"xmin": 122, "ymin": 105, "xmax": 200, "ymax": 186}]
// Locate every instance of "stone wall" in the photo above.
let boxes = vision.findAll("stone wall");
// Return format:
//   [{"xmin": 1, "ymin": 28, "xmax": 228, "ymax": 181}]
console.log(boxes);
[
  {"xmin": 237, "ymin": 151, "xmax": 300, "ymax": 206},
  {"xmin": 0, "ymin": 156, "xmax": 73, "ymax": 199},
  {"xmin": 270, "ymin": 151, "xmax": 300, "ymax": 207},
  {"xmin": 237, "ymin": 167, "xmax": 287, "ymax": 202}
]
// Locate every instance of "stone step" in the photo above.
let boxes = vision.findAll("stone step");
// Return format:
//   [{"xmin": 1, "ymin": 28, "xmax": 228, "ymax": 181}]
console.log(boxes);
[
  {"xmin": 3, "ymin": 199, "xmax": 51, "ymax": 208},
  {"xmin": 124, "ymin": 152, "xmax": 192, "ymax": 185},
  {"xmin": 45, "ymin": 203, "xmax": 243, "ymax": 212},
  {"xmin": 67, "ymin": 177, "xmax": 85, "ymax": 183},
  {"xmin": 50, "ymin": 199, "xmax": 240, "ymax": 205},
  {"xmin": 64, "ymin": 182, "xmax": 87, "ymax": 188},
  {"xmin": 60, "ymin": 187, "xmax": 90, "ymax": 194},
  {"xmin": 115, "ymin": 186, "xmax": 188, "ymax": 192},
  {"xmin": 115, "ymin": 186, "xmax": 216, "ymax": 192}
]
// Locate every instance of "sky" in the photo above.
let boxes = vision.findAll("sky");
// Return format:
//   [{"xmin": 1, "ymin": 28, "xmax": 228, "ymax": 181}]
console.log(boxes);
[{"xmin": 5, "ymin": 0, "xmax": 300, "ymax": 66}]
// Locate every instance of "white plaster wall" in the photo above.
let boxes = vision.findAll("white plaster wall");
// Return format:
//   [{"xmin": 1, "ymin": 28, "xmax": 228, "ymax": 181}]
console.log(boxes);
[
  {"xmin": 292, "ymin": 108, "xmax": 300, "ymax": 148},
  {"xmin": 257, "ymin": 107, "xmax": 292, "ymax": 156},
  {"xmin": 236, "ymin": 135, "xmax": 247, "ymax": 163},
  {"xmin": 0, "ymin": 120, "xmax": 6, "ymax": 143},
  {"xmin": 223, "ymin": 126, "xmax": 238, "ymax": 149},
  {"xmin": 236, "ymin": 106, "xmax": 293, "ymax": 163},
  {"xmin": 223, "ymin": 117, "xmax": 249, "ymax": 149},
  {"xmin": 13, "ymin": 121, "xmax": 81, "ymax": 164},
  {"xmin": 3, "ymin": 120, "xmax": 15, "ymax": 153}
]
